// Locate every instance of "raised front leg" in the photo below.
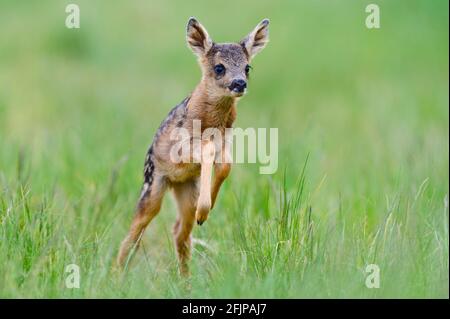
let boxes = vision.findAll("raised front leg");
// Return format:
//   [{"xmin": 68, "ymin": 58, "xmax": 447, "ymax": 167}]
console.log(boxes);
[{"xmin": 195, "ymin": 141, "xmax": 215, "ymax": 225}]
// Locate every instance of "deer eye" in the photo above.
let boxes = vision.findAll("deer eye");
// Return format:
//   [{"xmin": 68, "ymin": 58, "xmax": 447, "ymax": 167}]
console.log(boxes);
[
  {"xmin": 214, "ymin": 64, "xmax": 225, "ymax": 75},
  {"xmin": 245, "ymin": 64, "xmax": 252, "ymax": 75}
]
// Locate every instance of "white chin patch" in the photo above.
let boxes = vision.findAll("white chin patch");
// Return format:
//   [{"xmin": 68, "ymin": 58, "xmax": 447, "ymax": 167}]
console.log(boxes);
[{"xmin": 231, "ymin": 89, "xmax": 246, "ymax": 96}]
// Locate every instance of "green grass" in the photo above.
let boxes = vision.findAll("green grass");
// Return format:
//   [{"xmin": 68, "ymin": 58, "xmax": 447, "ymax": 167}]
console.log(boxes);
[{"xmin": 0, "ymin": 0, "xmax": 448, "ymax": 298}]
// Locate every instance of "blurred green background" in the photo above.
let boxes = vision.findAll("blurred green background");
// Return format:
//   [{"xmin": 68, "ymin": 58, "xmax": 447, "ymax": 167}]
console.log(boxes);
[{"xmin": 0, "ymin": 0, "xmax": 448, "ymax": 298}]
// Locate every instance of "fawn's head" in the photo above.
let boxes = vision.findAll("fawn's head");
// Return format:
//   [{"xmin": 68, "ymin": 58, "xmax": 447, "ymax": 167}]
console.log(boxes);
[{"xmin": 186, "ymin": 17, "xmax": 269, "ymax": 98}]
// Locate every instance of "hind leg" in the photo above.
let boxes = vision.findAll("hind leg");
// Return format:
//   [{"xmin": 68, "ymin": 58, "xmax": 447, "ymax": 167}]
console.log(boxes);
[
  {"xmin": 117, "ymin": 175, "xmax": 167, "ymax": 268},
  {"xmin": 172, "ymin": 181, "xmax": 198, "ymax": 276}
]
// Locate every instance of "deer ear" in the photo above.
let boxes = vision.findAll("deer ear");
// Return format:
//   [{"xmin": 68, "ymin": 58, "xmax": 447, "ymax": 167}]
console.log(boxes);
[
  {"xmin": 240, "ymin": 19, "xmax": 270, "ymax": 59},
  {"xmin": 186, "ymin": 17, "xmax": 213, "ymax": 56}
]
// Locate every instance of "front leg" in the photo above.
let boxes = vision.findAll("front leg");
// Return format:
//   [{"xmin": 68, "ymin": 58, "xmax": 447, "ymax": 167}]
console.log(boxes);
[
  {"xmin": 210, "ymin": 163, "xmax": 231, "ymax": 210},
  {"xmin": 195, "ymin": 141, "xmax": 215, "ymax": 225},
  {"xmin": 211, "ymin": 140, "xmax": 232, "ymax": 209}
]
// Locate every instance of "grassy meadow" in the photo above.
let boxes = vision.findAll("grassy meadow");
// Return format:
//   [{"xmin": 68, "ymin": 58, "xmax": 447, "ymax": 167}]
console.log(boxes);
[{"xmin": 0, "ymin": 0, "xmax": 448, "ymax": 298}]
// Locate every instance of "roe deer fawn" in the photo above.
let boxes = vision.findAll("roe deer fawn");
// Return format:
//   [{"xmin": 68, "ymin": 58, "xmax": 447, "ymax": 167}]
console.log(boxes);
[{"xmin": 117, "ymin": 17, "xmax": 269, "ymax": 275}]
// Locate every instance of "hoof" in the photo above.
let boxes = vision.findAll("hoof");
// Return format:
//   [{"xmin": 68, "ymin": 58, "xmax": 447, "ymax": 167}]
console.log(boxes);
[{"xmin": 195, "ymin": 204, "xmax": 210, "ymax": 226}]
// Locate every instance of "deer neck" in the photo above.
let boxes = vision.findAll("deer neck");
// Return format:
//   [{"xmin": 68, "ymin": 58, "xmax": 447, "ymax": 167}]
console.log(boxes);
[{"xmin": 188, "ymin": 81, "xmax": 237, "ymax": 129}]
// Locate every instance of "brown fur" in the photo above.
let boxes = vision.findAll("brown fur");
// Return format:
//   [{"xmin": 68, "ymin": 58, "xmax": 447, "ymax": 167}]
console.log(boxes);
[{"xmin": 117, "ymin": 17, "xmax": 269, "ymax": 275}]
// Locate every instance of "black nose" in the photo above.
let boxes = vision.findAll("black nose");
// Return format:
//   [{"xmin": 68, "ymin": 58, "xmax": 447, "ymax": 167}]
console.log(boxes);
[{"xmin": 229, "ymin": 79, "xmax": 247, "ymax": 93}]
